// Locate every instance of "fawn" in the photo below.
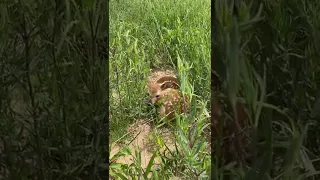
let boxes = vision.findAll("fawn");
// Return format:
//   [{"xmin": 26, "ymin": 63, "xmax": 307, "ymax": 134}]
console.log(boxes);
[
  {"xmin": 147, "ymin": 76, "xmax": 188, "ymax": 120},
  {"xmin": 147, "ymin": 76, "xmax": 180, "ymax": 103}
]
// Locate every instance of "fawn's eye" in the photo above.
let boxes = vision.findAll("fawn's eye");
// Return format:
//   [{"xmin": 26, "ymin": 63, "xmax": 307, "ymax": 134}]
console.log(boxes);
[{"xmin": 156, "ymin": 95, "xmax": 160, "ymax": 98}]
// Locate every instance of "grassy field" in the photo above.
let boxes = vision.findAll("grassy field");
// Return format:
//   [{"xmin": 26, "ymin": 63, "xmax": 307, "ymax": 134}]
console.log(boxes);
[
  {"xmin": 213, "ymin": 0, "xmax": 320, "ymax": 179},
  {"xmin": 109, "ymin": 0, "xmax": 211, "ymax": 178},
  {"xmin": 109, "ymin": 0, "xmax": 211, "ymax": 141},
  {"xmin": 0, "ymin": 1, "xmax": 108, "ymax": 179},
  {"xmin": 2, "ymin": 0, "xmax": 320, "ymax": 179}
]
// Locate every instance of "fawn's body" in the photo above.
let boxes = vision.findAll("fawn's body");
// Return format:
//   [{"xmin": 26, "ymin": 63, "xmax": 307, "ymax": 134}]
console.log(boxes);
[{"xmin": 146, "ymin": 69, "xmax": 188, "ymax": 120}]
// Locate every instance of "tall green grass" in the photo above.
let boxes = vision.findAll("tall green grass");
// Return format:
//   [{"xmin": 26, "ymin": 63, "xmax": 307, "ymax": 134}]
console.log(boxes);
[
  {"xmin": 0, "ymin": 1, "xmax": 108, "ymax": 179},
  {"xmin": 109, "ymin": 0, "xmax": 211, "ymax": 141},
  {"xmin": 109, "ymin": 0, "xmax": 211, "ymax": 179},
  {"xmin": 110, "ymin": 59, "xmax": 211, "ymax": 179},
  {"xmin": 213, "ymin": 0, "xmax": 320, "ymax": 179}
]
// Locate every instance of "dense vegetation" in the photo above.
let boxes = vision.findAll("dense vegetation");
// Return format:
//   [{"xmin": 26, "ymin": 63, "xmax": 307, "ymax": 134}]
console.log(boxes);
[
  {"xmin": 213, "ymin": 0, "xmax": 320, "ymax": 179},
  {"xmin": 109, "ymin": 0, "xmax": 211, "ymax": 179},
  {"xmin": 0, "ymin": 1, "xmax": 108, "ymax": 179},
  {"xmin": 1, "ymin": 0, "xmax": 320, "ymax": 179}
]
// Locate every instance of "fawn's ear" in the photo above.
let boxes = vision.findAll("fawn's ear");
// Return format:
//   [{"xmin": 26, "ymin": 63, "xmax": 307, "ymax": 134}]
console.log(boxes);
[
  {"xmin": 156, "ymin": 76, "xmax": 179, "ymax": 85},
  {"xmin": 160, "ymin": 81, "xmax": 179, "ymax": 90}
]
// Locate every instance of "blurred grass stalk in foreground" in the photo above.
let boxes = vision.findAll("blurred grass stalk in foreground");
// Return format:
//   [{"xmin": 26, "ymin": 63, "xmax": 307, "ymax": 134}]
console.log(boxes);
[
  {"xmin": 0, "ymin": 0, "xmax": 108, "ymax": 179},
  {"xmin": 213, "ymin": 0, "xmax": 320, "ymax": 179}
]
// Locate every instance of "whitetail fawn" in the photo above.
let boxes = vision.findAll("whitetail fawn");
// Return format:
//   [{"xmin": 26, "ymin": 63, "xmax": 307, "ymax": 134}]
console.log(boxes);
[{"xmin": 147, "ymin": 75, "xmax": 188, "ymax": 120}]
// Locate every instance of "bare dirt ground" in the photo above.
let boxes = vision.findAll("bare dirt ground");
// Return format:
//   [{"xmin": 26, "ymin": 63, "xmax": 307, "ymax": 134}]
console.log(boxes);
[{"xmin": 110, "ymin": 119, "xmax": 177, "ymax": 169}]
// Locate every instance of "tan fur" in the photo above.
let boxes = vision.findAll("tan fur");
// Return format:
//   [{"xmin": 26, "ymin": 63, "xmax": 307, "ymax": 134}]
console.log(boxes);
[
  {"xmin": 155, "ymin": 76, "xmax": 179, "ymax": 85},
  {"xmin": 154, "ymin": 88, "xmax": 189, "ymax": 120},
  {"xmin": 146, "ymin": 69, "xmax": 179, "ymax": 93},
  {"xmin": 146, "ymin": 68, "xmax": 187, "ymax": 120},
  {"xmin": 146, "ymin": 69, "xmax": 180, "ymax": 102},
  {"xmin": 147, "ymin": 76, "xmax": 179, "ymax": 93},
  {"xmin": 147, "ymin": 81, "xmax": 180, "ymax": 104}
]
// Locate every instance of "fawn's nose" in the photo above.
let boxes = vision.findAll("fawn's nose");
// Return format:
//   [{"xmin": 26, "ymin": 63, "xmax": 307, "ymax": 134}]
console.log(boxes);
[{"xmin": 151, "ymin": 97, "xmax": 157, "ymax": 104}]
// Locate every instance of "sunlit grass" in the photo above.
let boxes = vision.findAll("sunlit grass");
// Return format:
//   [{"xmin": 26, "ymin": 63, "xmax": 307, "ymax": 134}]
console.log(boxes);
[
  {"xmin": 109, "ymin": 0, "xmax": 210, "ymax": 142},
  {"xmin": 109, "ymin": 0, "xmax": 211, "ymax": 178}
]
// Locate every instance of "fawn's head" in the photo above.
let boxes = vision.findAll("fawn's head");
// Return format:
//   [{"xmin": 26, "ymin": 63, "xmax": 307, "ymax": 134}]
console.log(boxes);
[{"xmin": 148, "ymin": 80, "xmax": 179, "ymax": 104}]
